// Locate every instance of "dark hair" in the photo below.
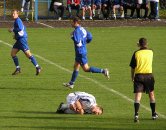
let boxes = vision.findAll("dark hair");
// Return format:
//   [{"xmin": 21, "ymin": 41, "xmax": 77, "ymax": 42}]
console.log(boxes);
[
  {"xmin": 73, "ymin": 17, "xmax": 80, "ymax": 24},
  {"xmin": 138, "ymin": 38, "xmax": 147, "ymax": 47}
]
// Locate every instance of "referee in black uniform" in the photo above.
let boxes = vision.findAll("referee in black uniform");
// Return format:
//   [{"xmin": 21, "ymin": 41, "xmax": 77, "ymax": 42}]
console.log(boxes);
[{"xmin": 129, "ymin": 38, "xmax": 158, "ymax": 122}]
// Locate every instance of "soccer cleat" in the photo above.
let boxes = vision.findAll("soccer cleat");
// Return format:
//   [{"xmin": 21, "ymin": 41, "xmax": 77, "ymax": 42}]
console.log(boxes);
[
  {"xmin": 152, "ymin": 113, "xmax": 159, "ymax": 120},
  {"xmin": 134, "ymin": 115, "xmax": 139, "ymax": 123},
  {"xmin": 103, "ymin": 68, "xmax": 110, "ymax": 80},
  {"xmin": 63, "ymin": 82, "xmax": 74, "ymax": 89},
  {"xmin": 36, "ymin": 66, "xmax": 41, "ymax": 75},
  {"xmin": 12, "ymin": 68, "xmax": 21, "ymax": 75},
  {"xmin": 56, "ymin": 102, "xmax": 64, "ymax": 114}
]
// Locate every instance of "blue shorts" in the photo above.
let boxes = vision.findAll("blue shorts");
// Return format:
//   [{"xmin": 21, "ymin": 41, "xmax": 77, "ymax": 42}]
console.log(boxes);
[
  {"xmin": 75, "ymin": 54, "xmax": 88, "ymax": 65},
  {"xmin": 13, "ymin": 38, "xmax": 29, "ymax": 52}
]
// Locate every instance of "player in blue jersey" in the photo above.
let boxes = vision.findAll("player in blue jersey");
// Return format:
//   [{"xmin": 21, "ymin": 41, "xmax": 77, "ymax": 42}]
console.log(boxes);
[
  {"xmin": 63, "ymin": 17, "xmax": 110, "ymax": 89},
  {"xmin": 8, "ymin": 9, "xmax": 41, "ymax": 75}
]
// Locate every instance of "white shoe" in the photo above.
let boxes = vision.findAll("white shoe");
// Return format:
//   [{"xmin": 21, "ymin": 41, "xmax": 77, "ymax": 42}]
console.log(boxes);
[
  {"xmin": 58, "ymin": 17, "xmax": 62, "ymax": 20},
  {"xmin": 82, "ymin": 17, "xmax": 85, "ymax": 20},
  {"xmin": 103, "ymin": 68, "xmax": 110, "ymax": 80},
  {"xmin": 89, "ymin": 16, "xmax": 93, "ymax": 20},
  {"xmin": 134, "ymin": 115, "xmax": 139, "ymax": 123},
  {"xmin": 63, "ymin": 82, "xmax": 74, "ymax": 89},
  {"xmin": 21, "ymin": 8, "xmax": 24, "ymax": 12},
  {"xmin": 152, "ymin": 113, "xmax": 159, "ymax": 120}
]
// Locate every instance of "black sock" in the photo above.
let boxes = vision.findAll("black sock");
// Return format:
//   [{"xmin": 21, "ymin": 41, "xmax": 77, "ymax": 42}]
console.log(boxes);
[
  {"xmin": 150, "ymin": 102, "xmax": 156, "ymax": 115},
  {"xmin": 134, "ymin": 103, "xmax": 140, "ymax": 115}
]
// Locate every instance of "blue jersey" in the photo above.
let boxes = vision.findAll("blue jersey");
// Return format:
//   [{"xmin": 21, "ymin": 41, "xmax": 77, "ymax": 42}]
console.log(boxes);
[
  {"xmin": 113, "ymin": 0, "xmax": 123, "ymax": 5},
  {"xmin": 94, "ymin": 0, "xmax": 101, "ymax": 5},
  {"xmin": 81, "ymin": 0, "xmax": 92, "ymax": 7},
  {"xmin": 13, "ymin": 17, "xmax": 27, "ymax": 40},
  {"xmin": 72, "ymin": 26, "xmax": 92, "ymax": 56}
]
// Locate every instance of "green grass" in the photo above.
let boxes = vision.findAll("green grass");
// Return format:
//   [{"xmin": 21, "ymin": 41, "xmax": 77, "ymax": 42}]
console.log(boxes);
[{"xmin": 0, "ymin": 27, "xmax": 166, "ymax": 130}]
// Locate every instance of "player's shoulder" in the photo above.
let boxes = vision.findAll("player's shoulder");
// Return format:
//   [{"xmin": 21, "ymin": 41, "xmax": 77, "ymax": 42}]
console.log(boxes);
[{"xmin": 15, "ymin": 17, "xmax": 23, "ymax": 24}]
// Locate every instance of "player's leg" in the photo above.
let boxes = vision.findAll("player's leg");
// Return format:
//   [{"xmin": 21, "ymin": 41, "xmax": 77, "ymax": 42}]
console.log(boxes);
[
  {"xmin": 123, "ymin": 5, "xmax": 127, "ymax": 18},
  {"xmin": 56, "ymin": 102, "xmax": 76, "ymax": 114},
  {"xmin": 82, "ymin": 63, "xmax": 110, "ymax": 79},
  {"xmin": 24, "ymin": 50, "xmax": 41, "ymax": 75},
  {"xmin": 147, "ymin": 74, "xmax": 158, "ymax": 120},
  {"xmin": 63, "ymin": 62, "xmax": 80, "ymax": 88},
  {"xmin": 97, "ymin": 5, "xmax": 102, "ymax": 17},
  {"xmin": 82, "ymin": 7, "xmax": 86, "ymax": 20},
  {"xmin": 149, "ymin": 91, "xmax": 158, "ymax": 119},
  {"xmin": 24, "ymin": 1, "xmax": 30, "ymax": 21},
  {"xmin": 92, "ymin": 5, "xmax": 96, "ymax": 17},
  {"xmin": 136, "ymin": 4, "xmax": 141, "ymax": 19},
  {"xmin": 112, "ymin": 5, "xmax": 116, "ymax": 19},
  {"xmin": 88, "ymin": 6, "xmax": 93, "ymax": 20},
  {"xmin": 58, "ymin": 5, "xmax": 64, "ymax": 20},
  {"xmin": 75, "ymin": 4, "xmax": 80, "ymax": 17},
  {"xmin": 11, "ymin": 48, "xmax": 21, "ymax": 75},
  {"xmin": 120, "ymin": 6, "xmax": 124, "ymax": 18},
  {"xmin": 133, "ymin": 74, "xmax": 145, "ymax": 122},
  {"xmin": 130, "ymin": 6, "xmax": 135, "ymax": 18},
  {"xmin": 67, "ymin": 4, "xmax": 72, "ymax": 18},
  {"xmin": 143, "ymin": 4, "xmax": 149, "ymax": 18},
  {"xmin": 80, "ymin": 54, "xmax": 110, "ymax": 79},
  {"xmin": 134, "ymin": 92, "xmax": 142, "ymax": 122}
]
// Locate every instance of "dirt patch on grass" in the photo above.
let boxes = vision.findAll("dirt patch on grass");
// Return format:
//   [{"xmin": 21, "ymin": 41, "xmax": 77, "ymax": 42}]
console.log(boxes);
[{"xmin": 1, "ymin": 19, "xmax": 166, "ymax": 28}]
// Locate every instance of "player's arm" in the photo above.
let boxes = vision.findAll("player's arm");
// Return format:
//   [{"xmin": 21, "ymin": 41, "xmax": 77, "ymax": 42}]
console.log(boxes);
[
  {"xmin": 131, "ymin": 68, "xmax": 135, "ymax": 82},
  {"xmin": 13, "ymin": 19, "xmax": 24, "ymax": 33},
  {"xmin": 129, "ymin": 52, "xmax": 136, "ymax": 82},
  {"xmin": 69, "ymin": 100, "xmax": 84, "ymax": 115},
  {"xmin": 73, "ymin": 30, "xmax": 82, "ymax": 47},
  {"xmin": 8, "ymin": 28, "xmax": 14, "ymax": 33},
  {"xmin": 86, "ymin": 31, "xmax": 92, "ymax": 44}
]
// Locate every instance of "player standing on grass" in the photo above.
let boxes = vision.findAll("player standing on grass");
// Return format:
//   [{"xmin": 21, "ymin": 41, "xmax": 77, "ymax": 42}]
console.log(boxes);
[
  {"xmin": 8, "ymin": 9, "xmax": 41, "ymax": 75},
  {"xmin": 63, "ymin": 17, "xmax": 110, "ymax": 89},
  {"xmin": 129, "ymin": 38, "xmax": 158, "ymax": 122}
]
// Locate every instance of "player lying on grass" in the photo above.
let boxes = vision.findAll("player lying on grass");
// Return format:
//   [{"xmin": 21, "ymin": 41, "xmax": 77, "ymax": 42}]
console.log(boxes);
[
  {"xmin": 63, "ymin": 17, "xmax": 110, "ymax": 89},
  {"xmin": 56, "ymin": 91, "xmax": 103, "ymax": 115},
  {"xmin": 8, "ymin": 9, "xmax": 41, "ymax": 75}
]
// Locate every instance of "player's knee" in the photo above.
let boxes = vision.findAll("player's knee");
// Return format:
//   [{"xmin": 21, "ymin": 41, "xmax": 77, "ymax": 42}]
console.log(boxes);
[
  {"xmin": 11, "ymin": 51, "xmax": 16, "ymax": 57},
  {"xmin": 83, "ymin": 67, "xmax": 90, "ymax": 72},
  {"xmin": 24, "ymin": 50, "xmax": 32, "ymax": 58}
]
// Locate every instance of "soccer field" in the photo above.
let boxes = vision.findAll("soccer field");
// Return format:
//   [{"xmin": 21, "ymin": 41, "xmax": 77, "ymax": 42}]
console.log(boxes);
[{"xmin": 0, "ymin": 27, "xmax": 166, "ymax": 130}]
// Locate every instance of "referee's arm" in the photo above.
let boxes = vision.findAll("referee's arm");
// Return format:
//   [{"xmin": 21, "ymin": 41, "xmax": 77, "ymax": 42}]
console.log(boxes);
[{"xmin": 129, "ymin": 52, "xmax": 136, "ymax": 82}]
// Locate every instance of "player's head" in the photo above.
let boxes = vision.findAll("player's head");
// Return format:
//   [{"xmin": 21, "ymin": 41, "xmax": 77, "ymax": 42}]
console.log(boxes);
[
  {"xmin": 72, "ymin": 17, "xmax": 80, "ymax": 28},
  {"xmin": 12, "ymin": 9, "xmax": 19, "ymax": 19},
  {"xmin": 92, "ymin": 106, "xmax": 103, "ymax": 115},
  {"xmin": 137, "ymin": 38, "xmax": 148, "ymax": 48}
]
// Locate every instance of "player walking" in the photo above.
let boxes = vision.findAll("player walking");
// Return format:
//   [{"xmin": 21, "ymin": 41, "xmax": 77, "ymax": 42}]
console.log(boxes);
[
  {"xmin": 8, "ymin": 9, "xmax": 41, "ymax": 75},
  {"xmin": 63, "ymin": 17, "xmax": 110, "ymax": 89}
]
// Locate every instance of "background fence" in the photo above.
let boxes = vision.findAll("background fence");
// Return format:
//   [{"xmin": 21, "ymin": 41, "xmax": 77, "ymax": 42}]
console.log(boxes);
[{"xmin": 0, "ymin": 0, "xmax": 166, "ymax": 21}]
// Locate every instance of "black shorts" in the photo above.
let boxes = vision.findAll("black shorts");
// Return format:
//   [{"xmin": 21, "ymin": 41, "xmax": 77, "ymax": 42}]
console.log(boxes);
[{"xmin": 134, "ymin": 74, "xmax": 155, "ymax": 94}]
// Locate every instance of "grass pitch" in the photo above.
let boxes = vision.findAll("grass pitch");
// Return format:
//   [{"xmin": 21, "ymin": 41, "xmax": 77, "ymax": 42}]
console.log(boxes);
[{"xmin": 0, "ymin": 27, "xmax": 166, "ymax": 130}]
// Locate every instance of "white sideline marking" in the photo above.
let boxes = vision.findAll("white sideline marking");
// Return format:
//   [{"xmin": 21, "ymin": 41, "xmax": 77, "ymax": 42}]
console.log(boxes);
[
  {"xmin": 0, "ymin": 39, "xmax": 166, "ymax": 119},
  {"xmin": 37, "ymin": 22, "xmax": 55, "ymax": 29}
]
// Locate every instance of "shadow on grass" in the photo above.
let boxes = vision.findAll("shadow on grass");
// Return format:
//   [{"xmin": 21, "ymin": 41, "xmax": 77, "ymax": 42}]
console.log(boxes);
[
  {"xmin": 1, "ymin": 126, "xmax": 118, "ymax": 130},
  {"xmin": 0, "ymin": 87, "xmax": 58, "ymax": 91},
  {"xmin": 0, "ymin": 113, "xmax": 165, "ymax": 130}
]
